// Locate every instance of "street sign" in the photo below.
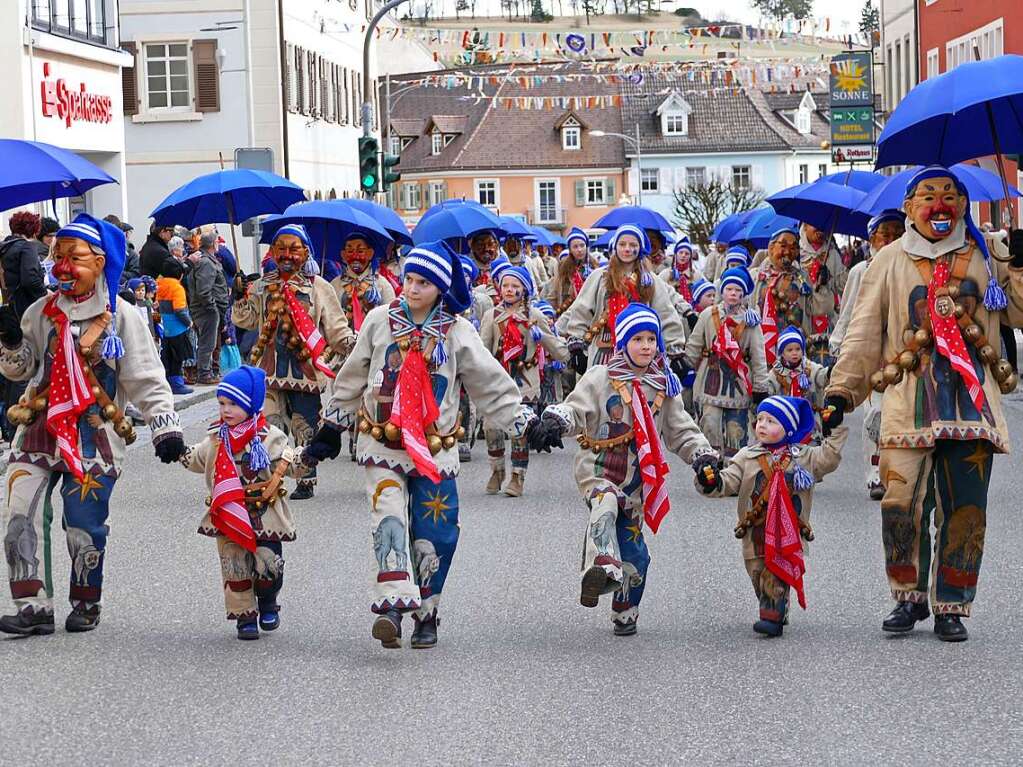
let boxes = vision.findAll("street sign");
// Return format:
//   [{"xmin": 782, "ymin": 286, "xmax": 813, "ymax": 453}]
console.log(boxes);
[
  {"xmin": 831, "ymin": 107, "xmax": 875, "ymax": 145},
  {"xmin": 829, "ymin": 52, "xmax": 873, "ymax": 107},
  {"xmin": 829, "ymin": 51, "xmax": 875, "ymax": 165},
  {"xmin": 831, "ymin": 145, "xmax": 874, "ymax": 163}
]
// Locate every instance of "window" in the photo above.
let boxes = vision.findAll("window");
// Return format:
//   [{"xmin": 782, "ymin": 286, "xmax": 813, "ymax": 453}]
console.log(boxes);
[
  {"xmin": 476, "ymin": 180, "xmax": 498, "ymax": 208},
  {"xmin": 428, "ymin": 181, "xmax": 446, "ymax": 207},
  {"xmin": 795, "ymin": 108, "xmax": 811, "ymax": 135},
  {"xmin": 431, "ymin": 132, "xmax": 443, "ymax": 155},
  {"xmin": 33, "ymin": 0, "xmax": 108, "ymax": 45},
  {"xmin": 799, "ymin": 164, "xmax": 809, "ymax": 184},
  {"xmin": 562, "ymin": 126, "xmax": 581, "ymax": 151},
  {"xmin": 818, "ymin": 163, "xmax": 828, "ymax": 179},
  {"xmin": 536, "ymin": 180, "xmax": 559, "ymax": 223},
  {"xmin": 586, "ymin": 179, "xmax": 606, "ymax": 205},
  {"xmin": 388, "ymin": 136, "xmax": 401, "ymax": 156},
  {"xmin": 732, "ymin": 165, "xmax": 751, "ymax": 190},
  {"xmin": 401, "ymin": 182, "xmax": 421, "ymax": 211},
  {"xmin": 664, "ymin": 112, "xmax": 688, "ymax": 136},
  {"xmin": 685, "ymin": 166, "xmax": 706, "ymax": 187},
  {"xmin": 946, "ymin": 19, "xmax": 1003, "ymax": 71},
  {"xmin": 443, "ymin": 134, "xmax": 455, "ymax": 147},
  {"xmin": 927, "ymin": 48, "xmax": 940, "ymax": 79},
  {"xmin": 400, "ymin": 137, "xmax": 414, "ymax": 150},
  {"xmin": 144, "ymin": 43, "xmax": 191, "ymax": 110},
  {"xmin": 640, "ymin": 168, "xmax": 659, "ymax": 193}
]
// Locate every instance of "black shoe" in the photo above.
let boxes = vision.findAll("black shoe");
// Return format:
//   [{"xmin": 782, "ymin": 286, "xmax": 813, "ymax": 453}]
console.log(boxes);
[
  {"xmin": 0, "ymin": 610, "xmax": 55, "ymax": 636},
  {"xmin": 580, "ymin": 565, "xmax": 608, "ymax": 608},
  {"xmin": 613, "ymin": 619, "xmax": 637, "ymax": 636},
  {"xmin": 411, "ymin": 614, "xmax": 438, "ymax": 649},
  {"xmin": 258, "ymin": 609, "xmax": 280, "ymax": 632},
  {"xmin": 65, "ymin": 608, "xmax": 101, "ymax": 633},
  {"xmin": 882, "ymin": 601, "xmax": 930, "ymax": 633},
  {"xmin": 372, "ymin": 610, "xmax": 402, "ymax": 649},
  {"xmin": 753, "ymin": 618, "xmax": 784, "ymax": 637},
  {"xmin": 289, "ymin": 484, "xmax": 314, "ymax": 501},
  {"xmin": 237, "ymin": 619, "xmax": 260, "ymax": 640},
  {"xmin": 933, "ymin": 614, "xmax": 969, "ymax": 642}
]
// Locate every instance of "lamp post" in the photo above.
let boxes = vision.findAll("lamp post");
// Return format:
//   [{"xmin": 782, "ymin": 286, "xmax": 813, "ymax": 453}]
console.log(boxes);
[{"xmin": 589, "ymin": 125, "xmax": 643, "ymax": 205}]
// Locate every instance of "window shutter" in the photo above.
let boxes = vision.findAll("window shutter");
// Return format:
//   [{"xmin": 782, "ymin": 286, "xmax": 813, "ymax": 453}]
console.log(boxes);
[
  {"xmin": 627, "ymin": 168, "xmax": 639, "ymax": 195},
  {"xmin": 297, "ymin": 47, "xmax": 306, "ymax": 114},
  {"xmin": 284, "ymin": 44, "xmax": 293, "ymax": 112},
  {"xmin": 440, "ymin": 181, "xmax": 448, "ymax": 201},
  {"xmin": 308, "ymin": 52, "xmax": 318, "ymax": 117},
  {"xmin": 659, "ymin": 167, "xmax": 672, "ymax": 193},
  {"xmin": 192, "ymin": 39, "xmax": 220, "ymax": 113},
  {"xmin": 575, "ymin": 180, "xmax": 585, "ymax": 206},
  {"xmin": 320, "ymin": 58, "xmax": 329, "ymax": 120},
  {"xmin": 606, "ymin": 177, "xmax": 616, "ymax": 202},
  {"xmin": 121, "ymin": 41, "xmax": 139, "ymax": 116}
]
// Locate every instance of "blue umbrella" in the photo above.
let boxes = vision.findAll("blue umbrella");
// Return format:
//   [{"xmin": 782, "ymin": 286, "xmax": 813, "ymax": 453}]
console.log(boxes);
[
  {"xmin": 712, "ymin": 209, "xmax": 759, "ymax": 244},
  {"xmin": 412, "ymin": 204, "xmax": 506, "ymax": 245},
  {"xmin": 418, "ymin": 198, "xmax": 489, "ymax": 223},
  {"xmin": 260, "ymin": 200, "xmax": 392, "ymax": 267},
  {"xmin": 731, "ymin": 209, "xmax": 800, "ymax": 248},
  {"xmin": 592, "ymin": 230, "xmax": 614, "ymax": 250},
  {"xmin": 591, "ymin": 205, "xmax": 673, "ymax": 232},
  {"xmin": 151, "ymin": 169, "xmax": 305, "ymax": 227},
  {"xmin": 343, "ymin": 198, "xmax": 413, "ymax": 246},
  {"xmin": 0, "ymin": 139, "xmax": 116, "ymax": 211},
  {"xmin": 876, "ymin": 55, "xmax": 1023, "ymax": 170},
  {"xmin": 767, "ymin": 180, "xmax": 870, "ymax": 237},
  {"xmin": 820, "ymin": 169, "xmax": 885, "ymax": 193},
  {"xmin": 498, "ymin": 216, "xmax": 537, "ymax": 241},
  {"xmin": 856, "ymin": 163, "xmax": 1022, "ymax": 216},
  {"xmin": 529, "ymin": 226, "xmax": 559, "ymax": 248}
]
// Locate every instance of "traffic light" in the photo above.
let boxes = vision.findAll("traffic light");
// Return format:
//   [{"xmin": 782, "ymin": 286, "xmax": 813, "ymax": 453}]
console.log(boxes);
[
  {"xmin": 380, "ymin": 151, "xmax": 401, "ymax": 192},
  {"xmin": 358, "ymin": 136, "xmax": 379, "ymax": 194}
]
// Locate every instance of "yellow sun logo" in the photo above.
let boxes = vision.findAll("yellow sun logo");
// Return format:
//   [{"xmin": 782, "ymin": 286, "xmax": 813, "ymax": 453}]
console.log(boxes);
[{"xmin": 833, "ymin": 59, "xmax": 866, "ymax": 92}]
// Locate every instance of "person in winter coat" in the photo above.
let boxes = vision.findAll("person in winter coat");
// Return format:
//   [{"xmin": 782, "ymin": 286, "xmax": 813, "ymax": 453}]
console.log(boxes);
[
  {"xmin": 1, "ymin": 211, "xmax": 47, "ymax": 315},
  {"xmin": 140, "ymin": 222, "xmax": 174, "ymax": 278},
  {"xmin": 186, "ymin": 233, "xmax": 228, "ymax": 384}
]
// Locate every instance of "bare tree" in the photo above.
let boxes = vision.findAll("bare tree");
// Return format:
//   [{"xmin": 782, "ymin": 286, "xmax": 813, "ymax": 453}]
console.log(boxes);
[{"xmin": 672, "ymin": 180, "xmax": 765, "ymax": 252}]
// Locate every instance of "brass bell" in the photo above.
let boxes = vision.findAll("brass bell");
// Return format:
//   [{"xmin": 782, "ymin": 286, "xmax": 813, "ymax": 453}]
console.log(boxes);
[
  {"xmin": 455, "ymin": 426, "xmax": 466, "ymax": 440},
  {"xmin": 18, "ymin": 396, "xmax": 30, "ymax": 408},
  {"xmin": 80, "ymin": 346, "xmax": 92, "ymax": 357},
  {"xmin": 383, "ymin": 422, "xmax": 401, "ymax": 442},
  {"xmin": 882, "ymin": 363, "xmax": 903, "ymax": 386},
  {"xmin": 370, "ymin": 426, "xmax": 384, "ymax": 440},
  {"xmin": 979, "ymin": 344, "xmax": 999, "ymax": 364},
  {"xmin": 102, "ymin": 403, "xmax": 119, "ymax": 420},
  {"xmin": 963, "ymin": 324, "xmax": 983, "ymax": 344},
  {"xmin": 398, "ymin": 338, "xmax": 410, "ymax": 351},
  {"xmin": 281, "ymin": 319, "xmax": 293, "ymax": 333},
  {"xmin": 357, "ymin": 418, "xmax": 371, "ymax": 434},
  {"xmin": 205, "ymin": 495, "xmax": 213, "ymax": 507},
  {"xmin": 993, "ymin": 360, "xmax": 1014, "ymax": 383},
  {"xmin": 6, "ymin": 405, "xmax": 26, "ymax": 425},
  {"xmin": 898, "ymin": 350, "xmax": 920, "ymax": 372},
  {"xmin": 953, "ymin": 304, "xmax": 965, "ymax": 319},
  {"xmin": 115, "ymin": 417, "xmax": 133, "ymax": 435},
  {"xmin": 590, "ymin": 323, "xmax": 601, "ymax": 334},
  {"xmin": 583, "ymin": 332, "xmax": 593, "ymax": 343},
  {"xmin": 277, "ymin": 486, "xmax": 287, "ymax": 498},
  {"xmin": 427, "ymin": 434, "xmax": 443, "ymax": 455},
  {"xmin": 591, "ymin": 446, "xmax": 601, "ymax": 455},
  {"xmin": 902, "ymin": 329, "xmax": 917, "ymax": 347},
  {"xmin": 31, "ymin": 396, "xmax": 48, "ymax": 412},
  {"xmin": 999, "ymin": 372, "xmax": 1018, "ymax": 395},
  {"xmin": 91, "ymin": 385, "xmax": 103, "ymax": 397},
  {"xmin": 947, "ymin": 284, "xmax": 960, "ymax": 299},
  {"xmin": 288, "ymin": 336, "xmax": 301, "ymax": 349},
  {"xmin": 442, "ymin": 436, "xmax": 456, "ymax": 450},
  {"xmin": 914, "ymin": 327, "xmax": 932, "ymax": 348}
]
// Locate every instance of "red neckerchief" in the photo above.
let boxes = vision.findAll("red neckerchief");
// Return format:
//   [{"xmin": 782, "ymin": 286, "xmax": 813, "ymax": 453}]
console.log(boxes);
[
  {"xmin": 379, "ymin": 264, "xmax": 401, "ymax": 295},
  {"xmin": 210, "ymin": 414, "xmax": 267, "ymax": 553},
  {"xmin": 571, "ymin": 269, "xmax": 583, "ymax": 296},
  {"xmin": 42, "ymin": 295, "xmax": 96, "ymax": 481},
  {"xmin": 930, "ymin": 258, "xmax": 984, "ymax": 411},
  {"xmin": 500, "ymin": 308, "xmax": 526, "ymax": 369},
  {"xmin": 763, "ymin": 449, "xmax": 807, "ymax": 609},
  {"xmin": 389, "ymin": 331, "xmax": 441, "ymax": 482},
  {"xmin": 279, "ymin": 281, "xmax": 335, "ymax": 379},
  {"xmin": 343, "ymin": 276, "xmax": 367, "ymax": 331},
  {"xmin": 676, "ymin": 274, "xmax": 693, "ymax": 304},
  {"xmin": 761, "ymin": 274, "xmax": 780, "ymax": 366},
  {"xmin": 607, "ymin": 278, "xmax": 640, "ymax": 347},
  {"xmin": 711, "ymin": 315, "xmax": 753, "ymax": 396},
  {"xmin": 631, "ymin": 379, "xmax": 671, "ymax": 533}
]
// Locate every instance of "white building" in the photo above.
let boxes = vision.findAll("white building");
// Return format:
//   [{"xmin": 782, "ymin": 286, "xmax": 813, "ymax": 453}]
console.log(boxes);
[
  {"xmin": 0, "ymin": 1, "xmax": 130, "ymax": 226},
  {"xmin": 879, "ymin": 0, "xmax": 918, "ymax": 114},
  {"xmin": 120, "ymin": 0, "xmax": 433, "ymax": 270}
]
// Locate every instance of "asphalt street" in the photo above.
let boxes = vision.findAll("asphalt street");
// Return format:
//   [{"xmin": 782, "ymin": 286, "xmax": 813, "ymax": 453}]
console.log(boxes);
[{"xmin": 0, "ymin": 395, "xmax": 1021, "ymax": 766}]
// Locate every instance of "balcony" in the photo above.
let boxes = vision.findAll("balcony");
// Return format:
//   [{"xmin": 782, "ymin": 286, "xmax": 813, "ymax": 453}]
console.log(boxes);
[{"xmin": 527, "ymin": 207, "xmax": 566, "ymax": 226}]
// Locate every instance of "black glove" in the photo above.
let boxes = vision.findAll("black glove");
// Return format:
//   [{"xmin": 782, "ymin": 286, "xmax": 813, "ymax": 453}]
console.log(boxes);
[
  {"xmin": 526, "ymin": 414, "xmax": 564, "ymax": 454},
  {"xmin": 154, "ymin": 435, "xmax": 186, "ymax": 464},
  {"xmin": 304, "ymin": 424, "xmax": 344, "ymax": 464},
  {"xmin": 570, "ymin": 347, "xmax": 588, "ymax": 376},
  {"xmin": 693, "ymin": 453, "xmax": 723, "ymax": 493},
  {"xmin": 669, "ymin": 355, "xmax": 690, "ymax": 380},
  {"xmin": 0, "ymin": 305, "xmax": 23, "ymax": 347},
  {"xmin": 1010, "ymin": 228, "xmax": 1023, "ymax": 268},
  {"xmin": 817, "ymin": 263, "xmax": 831, "ymax": 286},
  {"xmin": 751, "ymin": 390, "xmax": 769, "ymax": 406},
  {"xmin": 820, "ymin": 394, "xmax": 849, "ymax": 437},
  {"xmin": 685, "ymin": 312, "xmax": 699, "ymax": 331}
]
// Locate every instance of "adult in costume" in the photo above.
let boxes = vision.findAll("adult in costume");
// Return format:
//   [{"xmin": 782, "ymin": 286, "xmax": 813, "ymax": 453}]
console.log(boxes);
[
  {"xmin": 799, "ymin": 223, "xmax": 848, "ymax": 366},
  {"xmin": 751, "ymin": 227, "xmax": 814, "ymax": 371},
  {"xmin": 330, "ymin": 232, "xmax": 396, "ymax": 335},
  {"xmin": 0, "ymin": 214, "xmax": 183, "ymax": 635}
]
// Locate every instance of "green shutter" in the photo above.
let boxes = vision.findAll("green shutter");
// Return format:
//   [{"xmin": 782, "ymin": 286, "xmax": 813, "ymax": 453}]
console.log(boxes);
[
  {"xmin": 605, "ymin": 177, "xmax": 616, "ymax": 202},
  {"xmin": 575, "ymin": 180, "xmax": 585, "ymax": 206}
]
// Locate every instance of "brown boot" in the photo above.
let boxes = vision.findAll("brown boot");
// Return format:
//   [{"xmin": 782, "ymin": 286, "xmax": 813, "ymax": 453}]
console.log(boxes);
[
  {"xmin": 504, "ymin": 471, "xmax": 524, "ymax": 497},
  {"xmin": 485, "ymin": 469, "xmax": 505, "ymax": 495}
]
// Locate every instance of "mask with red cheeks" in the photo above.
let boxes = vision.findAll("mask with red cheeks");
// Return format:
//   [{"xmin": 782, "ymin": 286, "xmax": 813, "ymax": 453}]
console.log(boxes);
[
  {"xmin": 52, "ymin": 237, "xmax": 105, "ymax": 297},
  {"xmin": 342, "ymin": 237, "xmax": 373, "ymax": 275},
  {"xmin": 905, "ymin": 176, "xmax": 966, "ymax": 240}
]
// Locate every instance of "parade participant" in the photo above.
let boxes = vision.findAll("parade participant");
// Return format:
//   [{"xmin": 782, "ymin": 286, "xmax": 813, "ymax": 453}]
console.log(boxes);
[
  {"xmin": 646, "ymin": 230, "xmax": 668, "ymax": 273},
  {"xmin": 558, "ymin": 224, "xmax": 689, "ymax": 378},
  {"xmin": 659, "ymin": 237, "xmax": 702, "ymax": 329},
  {"xmin": 455, "ymin": 255, "xmax": 490, "ymax": 463},
  {"xmin": 684, "ymin": 267, "xmax": 770, "ymax": 456},
  {"xmin": 157, "ymin": 258, "xmax": 194, "ymax": 395},
  {"xmin": 691, "ymin": 279, "xmax": 717, "ymax": 314},
  {"xmin": 722, "ymin": 244, "xmax": 752, "ymax": 272},
  {"xmin": 800, "ymin": 222, "xmax": 847, "ymax": 365},
  {"xmin": 533, "ymin": 299, "xmax": 567, "ymax": 411},
  {"xmin": 330, "ymin": 232, "xmax": 396, "ymax": 334},
  {"xmin": 378, "ymin": 242, "xmax": 403, "ymax": 296},
  {"xmin": 751, "ymin": 227, "xmax": 814, "ymax": 369},
  {"xmin": 699, "ymin": 395, "xmax": 846, "ymax": 637},
  {"xmin": 480, "ymin": 265, "xmax": 568, "ymax": 497},
  {"xmin": 304, "ymin": 240, "xmax": 537, "ymax": 649},
  {"xmin": 544, "ymin": 227, "xmax": 589, "ymax": 317},
  {"xmin": 505, "ymin": 233, "xmax": 547, "ymax": 294},
  {"xmin": 830, "ymin": 210, "xmax": 906, "ymax": 500},
  {"xmin": 822, "ymin": 166, "xmax": 1023, "ymax": 642},
  {"xmin": 702, "ymin": 241, "xmax": 728, "ymax": 283},
  {"xmin": 531, "ymin": 303, "xmax": 720, "ymax": 635},
  {"xmin": 468, "ymin": 230, "xmax": 501, "ymax": 293},
  {"xmin": 232, "ymin": 223, "xmax": 353, "ymax": 501},
  {"xmin": 0, "ymin": 214, "xmax": 183, "ymax": 636},
  {"xmin": 767, "ymin": 326, "xmax": 829, "ymax": 440},
  {"xmin": 180, "ymin": 366, "xmax": 311, "ymax": 640},
  {"xmin": 535, "ymin": 239, "xmax": 559, "ymax": 281}
]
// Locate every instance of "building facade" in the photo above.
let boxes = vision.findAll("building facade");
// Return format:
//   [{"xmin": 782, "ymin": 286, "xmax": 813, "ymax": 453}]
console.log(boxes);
[
  {"xmin": 0, "ymin": 0, "xmax": 130, "ymax": 226},
  {"xmin": 879, "ymin": 0, "xmax": 918, "ymax": 116}
]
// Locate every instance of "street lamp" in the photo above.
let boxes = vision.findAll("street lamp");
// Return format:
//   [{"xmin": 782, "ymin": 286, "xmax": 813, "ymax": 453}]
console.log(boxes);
[{"xmin": 589, "ymin": 126, "xmax": 643, "ymax": 205}]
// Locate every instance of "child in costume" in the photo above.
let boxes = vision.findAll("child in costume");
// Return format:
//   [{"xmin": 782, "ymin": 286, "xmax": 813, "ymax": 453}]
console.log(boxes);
[
  {"xmin": 699, "ymin": 395, "xmax": 846, "ymax": 637},
  {"xmin": 532, "ymin": 303, "xmax": 720, "ymax": 635},
  {"xmin": 658, "ymin": 237, "xmax": 702, "ymax": 331},
  {"xmin": 684, "ymin": 267, "xmax": 770, "ymax": 456},
  {"xmin": 799, "ymin": 223, "xmax": 848, "ymax": 366},
  {"xmin": 767, "ymin": 326, "xmax": 829, "ymax": 440},
  {"xmin": 455, "ymin": 254, "xmax": 492, "ymax": 463},
  {"xmin": 533, "ymin": 299, "xmax": 567, "ymax": 411},
  {"xmin": 330, "ymin": 232, "xmax": 396, "ymax": 335},
  {"xmin": 480, "ymin": 263, "xmax": 568, "ymax": 497},
  {"xmin": 180, "ymin": 366, "xmax": 311, "ymax": 640},
  {"xmin": 544, "ymin": 227, "xmax": 589, "ymax": 318},
  {"xmin": 751, "ymin": 227, "xmax": 815, "ymax": 371},
  {"xmin": 304, "ymin": 240, "xmax": 536, "ymax": 649},
  {"xmin": 691, "ymin": 279, "xmax": 716, "ymax": 314}
]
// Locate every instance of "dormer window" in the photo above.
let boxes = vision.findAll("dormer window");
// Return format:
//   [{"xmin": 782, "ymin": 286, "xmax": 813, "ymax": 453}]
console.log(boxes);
[
  {"xmin": 664, "ymin": 112, "xmax": 688, "ymax": 135},
  {"xmin": 563, "ymin": 125, "xmax": 580, "ymax": 150},
  {"xmin": 795, "ymin": 91, "xmax": 816, "ymax": 135},
  {"xmin": 655, "ymin": 90, "xmax": 693, "ymax": 137},
  {"xmin": 431, "ymin": 131, "xmax": 443, "ymax": 155}
]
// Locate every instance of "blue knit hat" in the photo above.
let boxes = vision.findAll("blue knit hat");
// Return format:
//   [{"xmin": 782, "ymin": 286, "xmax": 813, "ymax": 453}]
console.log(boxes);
[
  {"xmin": 867, "ymin": 209, "xmax": 904, "ymax": 236},
  {"xmin": 673, "ymin": 237, "xmax": 693, "ymax": 255},
  {"xmin": 613, "ymin": 302, "xmax": 682, "ymax": 396},
  {"xmin": 777, "ymin": 325, "xmax": 806, "ymax": 353},
  {"xmin": 565, "ymin": 227, "xmax": 588, "ymax": 251},
  {"xmin": 459, "ymin": 254, "xmax": 479, "ymax": 284},
  {"xmin": 497, "ymin": 264, "xmax": 534, "ymax": 298},
  {"xmin": 489, "ymin": 254, "xmax": 512, "ymax": 286},
  {"xmin": 534, "ymin": 299, "xmax": 556, "ymax": 320},
  {"xmin": 127, "ymin": 278, "xmax": 144, "ymax": 291},
  {"xmin": 609, "ymin": 224, "xmax": 651, "ymax": 257},
  {"xmin": 273, "ymin": 223, "xmax": 313, "ymax": 251},
  {"xmin": 402, "ymin": 239, "xmax": 472, "ymax": 314},
  {"xmin": 55, "ymin": 213, "xmax": 127, "ymax": 360},
  {"xmin": 724, "ymin": 244, "xmax": 750, "ymax": 267},
  {"xmin": 691, "ymin": 278, "xmax": 716, "ymax": 304},
  {"xmin": 218, "ymin": 365, "xmax": 267, "ymax": 417},
  {"xmin": 757, "ymin": 395, "xmax": 815, "ymax": 446},
  {"xmin": 770, "ymin": 225, "xmax": 799, "ymax": 244},
  {"xmin": 719, "ymin": 266, "xmax": 754, "ymax": 296}
]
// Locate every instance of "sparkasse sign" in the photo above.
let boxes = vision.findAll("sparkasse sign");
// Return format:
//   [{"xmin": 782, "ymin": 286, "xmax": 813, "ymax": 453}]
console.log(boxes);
[{"xmin": 39, "ymin": 62, "xmax": 113, "ymax": 129}]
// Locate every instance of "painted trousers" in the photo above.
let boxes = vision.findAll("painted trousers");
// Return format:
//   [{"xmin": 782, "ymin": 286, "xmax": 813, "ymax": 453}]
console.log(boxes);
[
  {"xmin": 863, "ymin": 397, "xmax": 882, "ymax": 487},
  {"xmin": 744, "ymin": 558, "xmax": 791, "ymax": 623},
  {"xmin": 215, "ymin": 537, "xmax": 284, "ymax": 621},
  {"xmin": 266, "ymin": 388, "xmax": 321, "ymax": 488},
  {"xmin": 486, "ymin": 400, "xmax": 534, "ymax": 475},
  {"xmin": 3, "ymin": 463, "xmax": 116, "ymax": 617},
  {"xmin": 365, "ymin": 465, "xmax": 460, "ymax": 621},
  {"xmin": 698, "ymin": 404, "xmax": 750, "ymax": 458},
  {"xmin": 879, "ymin": 439, "xmax": 993, "ymax": 616},
  {"xmin": 582, "ymin": 488, "xmax": 650, "ymax": 627}
]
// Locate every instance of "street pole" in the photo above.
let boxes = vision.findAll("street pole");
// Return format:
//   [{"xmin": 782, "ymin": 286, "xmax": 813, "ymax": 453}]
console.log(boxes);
[
  {"xmin": 635, "ymin": 123, "xmax": 643, "ymax": 206},
  {"xmin": 362, "ymin": 0, "xmax": 411, "ymax": 140}
]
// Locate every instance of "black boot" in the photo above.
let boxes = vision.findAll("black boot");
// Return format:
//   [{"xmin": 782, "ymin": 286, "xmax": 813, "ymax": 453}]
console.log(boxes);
[
  {"xmin": 753, "ymin": 617, "xmax": 784, "ymax": 637},
  {"xmin": 613, "ymin": 618, "xmax": 637, "ymax": 636},
  {"xmin": 0, "ymin": 609, "xmax": 55, "ymax": 636},
  {"xmin": 371, "ymin": 609, "xmax": 402, "ymax": 649},
  {"xmin": 933, "ymin": 614, "xmax": 969, "ymax": 642},
  {"xmin": 289, "ymin": 483, "xmax": 314, "ymax": 501},
  {"xmin": 411, "ymin": 614, "xmax": 438, "ymax": 649},
  {"xmin": 882, "ymin": 601, "xmax": 930, "ymax": 633},
  {"xmin": 65, "ymin": 607, "xmax": 101, "ymax": 633},
  {"xmin": 580, "ymin": 565, "xmax": 608, "ymax": 608}
]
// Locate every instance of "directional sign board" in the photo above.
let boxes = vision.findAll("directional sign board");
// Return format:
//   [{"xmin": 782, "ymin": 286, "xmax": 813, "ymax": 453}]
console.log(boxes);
[{"xmin": 829, "ymin": 51, "xmax": 875, "ymax": 164}]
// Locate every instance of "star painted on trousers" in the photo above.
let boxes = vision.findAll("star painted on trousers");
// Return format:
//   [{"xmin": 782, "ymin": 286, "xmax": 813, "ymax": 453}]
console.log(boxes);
[
  {"xmin": 625, "ymin": 522, "xmax": 643, "ymax": 544},
  {"xmin": 66, "ymin": 472, "xmax": 103, "ymax": 503},
  {"xmin": 963, "ymin": 442, "xmax": 989, "ymax": 482},
  {"xmin": 420, "ymin": 491, "xmax": 452, "ymax": 525}
]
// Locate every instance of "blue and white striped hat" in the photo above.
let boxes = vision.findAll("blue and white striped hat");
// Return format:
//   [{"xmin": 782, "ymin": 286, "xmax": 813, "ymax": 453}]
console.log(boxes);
[
  {"xmin": 402, "ymin": 239, "xmax": 471, "ymax": 313},
  {"xmin": 724, "ymin": 244, "xmax": 750, "ymax": 267},
  {"xmin": 459, "ymin": 254, "xmax": 479, "ymax": 283},
  {"xmin": 867, "ymin": 209, "xmax": 903, "ymax": 236},
  {"xmin": 673, "ymin": 236, "xmax": 693, "ymax": 255},
  {"xmin": 497, "ymin": 264, "xmax": 534, "ymax": 298},
  {"xmin": 609, "ymin": 224, "xmax": 651, "ymax": 257},
  {"xmin": 565, "ymin": 226, "xmax": 588, "ymax": 249},
  {"xmin": 534, "ymin": 299, "xmax": 556, "ymax": 320},
  {"xmin": 757, "ymin": 395, "xmax": 815, "ymax": 446},
  {"xmin": 218, "ymin": 365, "xmax": 267, "ymax": 417},
  {"xmin": 691, "ymin": 278, "xmax": 716, "ymax": 304},
  {"xmin": 273, "ymin": 223, "xmax": 313, "ymax": 251},
  {"xmin": 614, "ymin": 302, "xmax": 663, "ymax": 352},
  {"xmin": 776, "ymin": 324, "xmax": 805, "ymax": 353},
  {"xmin": 770, "ymin": 225, "xmax": 799, "ymax": 244},
  {"xmin": 719, "ymin": 266, "xmax": 754, "ymax": 296}
]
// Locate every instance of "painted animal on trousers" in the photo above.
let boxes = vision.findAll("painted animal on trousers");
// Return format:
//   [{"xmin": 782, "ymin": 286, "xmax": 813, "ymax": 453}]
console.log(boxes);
[
  {"xmin": 66, "ymin": 526, "xmax": 101, "ymax": 586},
  {"xmin": 253, "ymin": 547, "xmax": 284, "ymax": 580},
  {"xmin": 412, "ymin": 538, "xmax": 441, "ymax": 587},
  {"xmin": 373, "ymin": 515, "xmax": 408, "ymax": 572},
  {"xmin": 3, "ymin": 477, "xmax": 47, "ymax": 582},
  {"xmin": 590, "ymin": 510, "xmax": 616, "ymax": 556},
  {"xmin": 617, "ymin": 561, "xmax": 645, "ymax": 601}
]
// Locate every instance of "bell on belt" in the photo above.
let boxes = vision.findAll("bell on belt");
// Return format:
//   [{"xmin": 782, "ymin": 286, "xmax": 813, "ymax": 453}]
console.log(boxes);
[
  {"xmin": 102, "ymin": 403, "xmax": 118, "ymax": 420},
  {"xmin": 91, "ymin": 385, "xmax": 103, "ymax": 398},
  {"xmin": 31, "ymin": 396, "xmax": 48, "ymax": 412},
  {"xmin": 383, "ymin": 422, "xmax": 400, "ymax": 442},
  {"xmin": 979, "ymin": 344, "xmax": 999, "ymax": 364},
  {"xmin": 427, "ymin": 434, "xmax": 443, "ymax": 455},
  {"xmin": 870, "ymin": 371, "xmax": 887, "ymax": 393},
  {"xmin": 357, "ymin": 418, "xmax": 371, "ymax": 434},
  {"xmin": 999, "ymin": 372, "xmax": 1018, "ymax": 395},
  {"xmin": 963, "ymin": 324, "xmax": 983, "ymax": 344},
  {"xmin": 370, "ymin": 426, "xmax": 384, "ymax": 440},
  {"xmin": 898, "ymin": 350, "xmax": 920, "ymax": 372},
  {"xmin": 882, "ymin": 363, "xmax": 903, "ymax": 385},
  {"xmin": 914, "ymin": 327, "xmax": 932, "ymax": 348},
  {"xmin": 993, "ymin": 359, "xmax": 1014, "ymax": 383},
  {"xmin": 583, "ymin": 332, "xmax": 593, "ymax": 343},
  {"xmin": 455, "ymin": 426, "xmax": 466, "ymax": 440},
  {"xmin": 934, "ymin": 295, "xmax": 955, "ymax": 317},
  {"xmin": 442, "ymin": 436, "xmax": 456, "ymax": 450}
]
